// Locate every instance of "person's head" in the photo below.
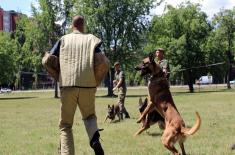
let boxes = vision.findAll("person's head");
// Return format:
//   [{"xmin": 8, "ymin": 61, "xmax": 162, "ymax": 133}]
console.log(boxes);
[
  {"xmin": 155, "ymin": 48, "xmax": 164, "ymax": 60},
  {"xmin": 114, "ymin": 61, "xmax": 120, "ymax": 71},
  {"xmin": 72, "ymin": 15, "xmax": 85, "ymax": 33}
]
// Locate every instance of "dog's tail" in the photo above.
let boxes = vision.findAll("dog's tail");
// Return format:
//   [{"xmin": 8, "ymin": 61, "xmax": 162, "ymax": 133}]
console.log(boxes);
[{"xmin": 181, "ymin": 112, "xmax": 201, "ymax": 136}]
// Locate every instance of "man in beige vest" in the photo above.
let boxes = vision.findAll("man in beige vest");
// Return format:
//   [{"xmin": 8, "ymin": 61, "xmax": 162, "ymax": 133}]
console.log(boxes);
[{"xmin": 50, "ymin": 16, "xmax": 105, "ymax": 155}]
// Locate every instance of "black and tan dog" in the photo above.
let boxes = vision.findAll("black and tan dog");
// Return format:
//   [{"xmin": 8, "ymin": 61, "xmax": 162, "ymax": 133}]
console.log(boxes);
[
  {"xmin": 134, "ymin": 97, "xmax": 165, "ymax": 136},
  {"xmin": 104, "ymin": 104, "xmax": 121, "ymax": 123},
  {"xmin": 135, "ymin": 53, "xmax": 201, "ymax": 155}
]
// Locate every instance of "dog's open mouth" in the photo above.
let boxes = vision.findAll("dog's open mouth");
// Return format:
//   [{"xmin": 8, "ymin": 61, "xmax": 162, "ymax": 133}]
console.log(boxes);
[{"xmin": 135, "ymin": 65, "xmax": 151, "ymax": 76}]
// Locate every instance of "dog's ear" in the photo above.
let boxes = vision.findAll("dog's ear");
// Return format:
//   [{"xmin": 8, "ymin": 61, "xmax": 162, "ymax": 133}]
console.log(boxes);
[
  {"xmin": 108, "ymin": 104, "xmax": 110, "ymax": 108},
  {"xmin": 139, "ymin": 97, "xmax": 143, "ymax": 104},
  {"xmin": 144, "ymin": 98, "xmax": 148, "ymax": 104},
  {"xmin": 148, "ymin": 52, "xmax": 155, "ymax": 63}
]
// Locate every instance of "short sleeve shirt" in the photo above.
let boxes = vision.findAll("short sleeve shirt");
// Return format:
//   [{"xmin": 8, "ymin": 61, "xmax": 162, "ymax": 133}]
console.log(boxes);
[
  {"xmin": 115, "ymin": 70, "xmax": 126, "ymax": 89},
  {"xmin": 158, "ymin": 59, "xmax": 169, "ymax": 70},
  {"xmin": 157, "ymin": 59, "xmax": 170, "ymax": 79}
]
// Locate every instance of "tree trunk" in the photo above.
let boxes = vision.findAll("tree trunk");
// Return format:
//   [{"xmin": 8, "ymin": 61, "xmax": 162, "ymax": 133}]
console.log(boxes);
[
  {"xmin": 33, "ymin": 72, "xmax": 38, "ymax": 89},
  {"xmin": 107, "ymin": 68, "xmax": 115, "ymax": 96},
  {"xmin": 187, "ymin": 70, "xmax": 194, "ymax": 93},
  {"xmin": 15, "ymin": 72, "xmax": 21, "ymax": 90},
  {"xmin": 226, "ymin": 50, "xmax": 232, "ymax": 89},
  {"xmin": 226, "ymin": 66, "xmax": 232, "ymax": 89}
]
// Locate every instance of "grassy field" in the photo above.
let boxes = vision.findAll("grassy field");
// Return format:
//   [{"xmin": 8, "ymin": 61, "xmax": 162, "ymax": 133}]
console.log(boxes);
[{"xmin": 0, "ymin": 85, "xmax": 235, "ymax": 155}]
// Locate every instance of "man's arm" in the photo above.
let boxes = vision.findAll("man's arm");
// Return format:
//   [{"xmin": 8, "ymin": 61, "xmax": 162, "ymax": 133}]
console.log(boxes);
[
  {"xmin": 113, "ymin": 71, "xmax": 124, "ymax": 91},
  {"xmin": 95, "ymin": 42, "xmax": 102, "ymax": 53},
  {"xmin": 50, "ymin": 40, "xmax": 61, "ymax": 57},
  {"xmin": 115, "ymin": 79, "xmax": 123, "ymax": 88},
  {"xmin": 162, "ymin": 60, "xmax": 170, "ymax": 79}
]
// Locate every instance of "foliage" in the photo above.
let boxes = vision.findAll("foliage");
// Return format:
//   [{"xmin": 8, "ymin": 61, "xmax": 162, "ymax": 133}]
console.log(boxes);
[
  {"xmin": 73, "ymin": 0, "xmax": 159, "ymax": 93},
  {"xmin": 202, "ymin": 29, "xmax": 227, "ymax": 84},
  {"xmin": 213, "ymin": 7, "xmax": 235, "ymax": 52},
  {"xmin": 146, "ymin": 2, "xmax": 211, "ymax": 92},
  {"xmin": 74, "ymin": 0, "xmax": 155, "ymax": 68},
  {"xmin": 211, "ymin": 7, "xmax": 235, "ymax": 88},
  {"xmin": 31, "ymin": 0, "xmax": 62, "ymax": 49},
  {"xmin": 14, "ymin": 15, "xmax": 41, "ymax": 72},
  {"xmin": 0, "ymin": 32, "xmax": 18, "ymax": 85}
]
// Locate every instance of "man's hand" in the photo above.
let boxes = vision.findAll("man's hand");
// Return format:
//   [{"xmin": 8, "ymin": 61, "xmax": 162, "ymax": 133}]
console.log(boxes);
[
  {"xmin": 113, "ymin": 80, "xmax": 117, "ymax": 86},
  {"xmin": 163, "ymin": 68, "xmax": 168, "ymax": 78},
  {"xmin": 112, "ymin": 87, "xmax": 118, "ymax": 91}
]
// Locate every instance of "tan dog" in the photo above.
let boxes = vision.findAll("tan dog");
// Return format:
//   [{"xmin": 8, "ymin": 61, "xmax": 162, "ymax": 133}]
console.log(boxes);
[{"xmin": 135, "ymin": 53, "xmax": 201, "ymax": 155}]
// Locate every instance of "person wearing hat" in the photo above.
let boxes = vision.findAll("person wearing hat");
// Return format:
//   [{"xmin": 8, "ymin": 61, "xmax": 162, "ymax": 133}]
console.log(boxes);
[
  {"xmin": 155, "ymin": 48, "xmax": 170, "ymax": 80},
  {"xmin": 113, "ymin": 62, "xmax": 130, "ymax": 119}
]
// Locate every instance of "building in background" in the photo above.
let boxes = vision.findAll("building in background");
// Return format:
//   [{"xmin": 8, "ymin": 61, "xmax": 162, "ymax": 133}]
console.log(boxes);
[{"xmin": 0, "ymin": 7, "xmax": 19, "ymax": 32}]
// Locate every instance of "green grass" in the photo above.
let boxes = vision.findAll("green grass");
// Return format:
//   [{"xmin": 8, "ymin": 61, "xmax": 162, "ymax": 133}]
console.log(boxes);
[{"xmin": 0, "ymin": 86, "xmax": 235, "ymax": 155}]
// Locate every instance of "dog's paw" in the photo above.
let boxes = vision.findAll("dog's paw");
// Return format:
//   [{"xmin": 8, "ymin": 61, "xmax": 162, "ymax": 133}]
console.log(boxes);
[
  {"xmin": 133, "ymin": 133, "xmax": 139, "ymax": 137},
  {"xmin": 231, "ymin": 143, "xmax": 235, "ymax": 150}
]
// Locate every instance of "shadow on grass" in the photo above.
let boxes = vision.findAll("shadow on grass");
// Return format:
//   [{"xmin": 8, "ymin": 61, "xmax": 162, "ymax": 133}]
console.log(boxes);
[
  {"xmin": 126, "ymin": 95, "xmax": 148, "ymax": 98},
  {"xmin": 96, "ymin": 95, "xmax": 117, "ymax": 98},
  {"xmin": 96, "ymin": 88, "xmax": 232, "ymax": 98},
  {"xmin": 172, "ymin": 89, "xmax": 231, "ymax": 96},
  {"xmin": 146, "ymin": 132, "xmax": 162, "ymax": 137},
  {"xmin": 0, "ymin": 97, "xmax": 37, "ymax": 100},
  {"xmin": 104, "ymin": 120, "xmax": 121, "ymax": 124},
  {"xmin": 96, "ymin": 94, "xmax": 147, "ymax": 98},
  {"xmin": 111, "ymin": 120, "xmax": 122, "ymax": 123}
]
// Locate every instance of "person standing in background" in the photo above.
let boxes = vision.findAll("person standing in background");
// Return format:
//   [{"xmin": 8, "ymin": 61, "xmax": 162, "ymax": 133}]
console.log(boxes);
[
  {"xmin": 113, "ymin": 62, "xmax": 130, "ymax": 119},
  {"xmin": 155, "ymin": 48, "xmax": 170, "ymax": 80}
]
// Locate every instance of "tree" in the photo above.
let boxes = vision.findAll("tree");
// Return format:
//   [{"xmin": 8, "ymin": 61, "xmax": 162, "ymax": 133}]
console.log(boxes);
[
  {"xmin": 202, "ymin": 28, "xmax": 227, "ymax": 84},
  {"xmin": 0, "ymin": 32, "xmax": 18, "ymax": 86},
  {"xmin": 31, "ymin": 0, "xmax": 62, "ymax": 96},
  {"xmin": 212, "ymin": 7, "xmax": 235, "ymax": 89},
  {"xmin": 146, "ymin": 2, "xmax": 211, "ymax": 92},
  {"xmin": 60, "ymin": 0, "xmax": 76, "ymax": 33},
  {"xmin": 14, "ymin": 14, "xmax": 48, "ymax": 89},
  {"xmin": 74, "ymin": 0, "xmax": 157, "ymax": 95}
]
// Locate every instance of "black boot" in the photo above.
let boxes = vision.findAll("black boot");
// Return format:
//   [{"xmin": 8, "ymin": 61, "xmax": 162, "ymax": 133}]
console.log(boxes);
[
  {"xmin": 120, "ymin": 112, "xmax": 123, "ymax": 120},
  {"xmin": 125, "ymin": 112, "xmax": 130, "ymax": 118},
  {"xmin": 90, "ymin": 131, "xmax": 104, "ymax": 155}
]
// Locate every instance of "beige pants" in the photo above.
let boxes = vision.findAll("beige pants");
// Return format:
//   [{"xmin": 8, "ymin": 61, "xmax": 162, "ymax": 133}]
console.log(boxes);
[{"xmin": 59, "ymin": 87, "xmax": 98, "ymax": 155}]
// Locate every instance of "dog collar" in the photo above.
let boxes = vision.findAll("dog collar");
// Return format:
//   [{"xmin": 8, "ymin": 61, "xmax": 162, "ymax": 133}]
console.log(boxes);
[{"xmin": 149, "ymin": 76, "xmax": 166, "ymax": 83}]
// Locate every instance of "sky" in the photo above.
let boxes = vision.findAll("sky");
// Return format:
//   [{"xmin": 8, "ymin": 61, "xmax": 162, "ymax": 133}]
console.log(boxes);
[
  {"xmin": 0, "ymin": 0, "xmax": 37, "ymax": 16},
  {"xmin": 0, "ymin": 0, "xmax": 234, "ymax": 19},
  {"xmin": 152, "ymin": 0, "xmax": 235, "ymax": 19}
]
